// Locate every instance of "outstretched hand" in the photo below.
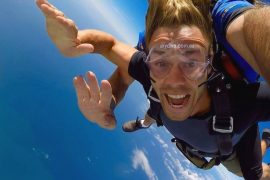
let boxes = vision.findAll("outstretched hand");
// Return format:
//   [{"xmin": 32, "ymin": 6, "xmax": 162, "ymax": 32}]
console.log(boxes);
[
  {"xmin": 36, "ymin": 0, "xmax": 94, "ymax": 57},
  {"xmin": 73, "ymin": 72, "xmax": 116, "ymax": 130}
]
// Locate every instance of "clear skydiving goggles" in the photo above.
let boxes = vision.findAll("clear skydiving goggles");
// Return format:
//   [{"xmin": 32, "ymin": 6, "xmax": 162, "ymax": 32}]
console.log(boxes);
[{"xmin": 146, "ymin": 39, "xmax": 212, "ymax": 81}]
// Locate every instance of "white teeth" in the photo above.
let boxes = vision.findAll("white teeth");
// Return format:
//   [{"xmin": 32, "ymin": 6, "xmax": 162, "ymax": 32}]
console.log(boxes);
[
  {"xmin": 167, "ymin": 94, "xmax": 186, "ymax": 99},
  {"xmin": 171, "ymin": 104, "xmax": 183, "ymax": 108}
]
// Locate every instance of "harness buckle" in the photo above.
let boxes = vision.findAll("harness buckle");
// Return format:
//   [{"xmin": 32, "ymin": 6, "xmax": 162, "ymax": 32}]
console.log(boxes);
[{"xmin": 212, "ymin": 116, "xmax": 233, "ymax": 133}]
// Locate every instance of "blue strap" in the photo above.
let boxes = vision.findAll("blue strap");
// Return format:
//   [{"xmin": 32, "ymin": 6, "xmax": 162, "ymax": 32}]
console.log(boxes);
[{"xmin": 136, "ymin": 31, "xmax": 146, "ymax": 51}]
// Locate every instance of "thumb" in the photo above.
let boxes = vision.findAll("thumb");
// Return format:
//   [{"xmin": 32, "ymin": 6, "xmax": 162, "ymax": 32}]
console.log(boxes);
[
  {"xmin": 76, "ymin": 43, "xmax": 94, "ymax": 55},
  {"xmin": 102, "ymin": 113, "xmax": 117, "ymax": 130}
]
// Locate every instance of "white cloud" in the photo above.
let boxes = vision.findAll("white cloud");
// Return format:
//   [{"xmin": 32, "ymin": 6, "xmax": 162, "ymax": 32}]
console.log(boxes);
[
  {"xmin": 164, "ymin": 159, "xmax": 178, "ymax": 180},
  {"xmin": 214, "ymin": 166, "xmax": 229, "ymax": 180},
  {"xmin": 214, "ymin": 164, "xmax": 244, "ymax": 180},
  {"xmin": 153, "ymin": 134, "xmax": 169, "ymax": 149},
  {"xmin": 132, "ymin": 149, "xmax": 158, "ymax": 180}
]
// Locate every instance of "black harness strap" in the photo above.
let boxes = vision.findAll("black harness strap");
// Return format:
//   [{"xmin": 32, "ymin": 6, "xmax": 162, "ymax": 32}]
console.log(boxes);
[
  {"xmin": 208, "ymin": 32, "xmax": 234, "ymax": 157},
  {"xmin": 208, "ymin": 72, "xmax": 234, "ymax": 157},
  {"xmin": 171, "ymin": 138, "xmax": 221, "ymax": 170}
]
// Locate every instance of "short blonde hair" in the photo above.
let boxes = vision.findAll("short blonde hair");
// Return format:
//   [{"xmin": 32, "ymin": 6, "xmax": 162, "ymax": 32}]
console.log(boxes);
[{"xmin": 145, "ymin": 0, "xmax": 213, "ymax": 49}]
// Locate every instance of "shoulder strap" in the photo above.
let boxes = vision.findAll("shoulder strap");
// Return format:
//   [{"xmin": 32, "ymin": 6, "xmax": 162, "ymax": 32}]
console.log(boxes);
[
  {"xmin": 208, "ymin": 32, "xmax": 234, "ymax": 157},
  {"xmin": 208, "ymin": 72, "xmax": 234, "ymax": 157}
]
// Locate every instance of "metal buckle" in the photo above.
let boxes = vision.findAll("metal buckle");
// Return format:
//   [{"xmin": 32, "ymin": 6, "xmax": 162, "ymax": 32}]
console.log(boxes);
[{"xmin": 212, "ymin": 115, "xmax": 233, "ymax": 133}]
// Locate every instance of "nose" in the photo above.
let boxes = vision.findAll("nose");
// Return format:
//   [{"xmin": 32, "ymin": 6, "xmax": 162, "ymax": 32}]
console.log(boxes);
[{"xmin": 164, "ymin": 64, "xmax": 187, "ymax": 86}]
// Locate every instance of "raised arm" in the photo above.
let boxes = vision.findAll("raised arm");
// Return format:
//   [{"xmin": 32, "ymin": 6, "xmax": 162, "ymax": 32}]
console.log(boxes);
[
  {"xmin": 241, "ymin": 7, "xmax": 270, "ymax": 83},
  {"xmin": 37, "ymin": 0, "xmax": 136, "ymax": 129},
  {"xmin": 108, "ymin": 68, "xmax": 134, "ymax": 105},
  {"xmin": 212, "ymin": 0, "xmax": 270, "ymax": 84},
  {"xmin": 36, "ymin": 0, "xmax": 137, "ymax": 73},
  {"xmin": 225, "ymin": 5, "xmax": 270, "ymax": 84},
  {"xmin": 78, "ymin": 30, "xmax": 137, "ymax": 73},
  {"xmin": 36, "ymin": 0, "xmax": 94, "ymax": 56}
]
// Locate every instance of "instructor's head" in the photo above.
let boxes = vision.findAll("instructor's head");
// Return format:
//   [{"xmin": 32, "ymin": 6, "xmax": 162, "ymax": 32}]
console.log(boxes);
[{"xmin": 145, "ymin": 0, "xmax": 213, "ymax": 121}]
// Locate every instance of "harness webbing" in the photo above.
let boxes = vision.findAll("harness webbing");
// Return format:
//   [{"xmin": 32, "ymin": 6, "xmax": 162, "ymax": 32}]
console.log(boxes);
[{"xmin": 208, "ymin": 72, "xmax": 234, "ymax": 157}]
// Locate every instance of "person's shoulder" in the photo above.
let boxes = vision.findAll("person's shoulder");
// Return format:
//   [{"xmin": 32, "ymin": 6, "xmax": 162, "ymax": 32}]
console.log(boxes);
[
  {"xmin": 128, "ymin": 50, "xmax": 149, "ymax": 85},
  {"xmin": 130, "ymin": 50, "xmax": 147, "ymax": 63},
  {"xmin": 134, "ymin": 50, "xmax": 147, "ymax": 57}
]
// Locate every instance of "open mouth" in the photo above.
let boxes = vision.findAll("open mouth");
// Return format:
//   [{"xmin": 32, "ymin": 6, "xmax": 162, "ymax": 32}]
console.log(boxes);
[{"xmin": 165, "ymin": 94, "xmax": 190, "ymax": 109}]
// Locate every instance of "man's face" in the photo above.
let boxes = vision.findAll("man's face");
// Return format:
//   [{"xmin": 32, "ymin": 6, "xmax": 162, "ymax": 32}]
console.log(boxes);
[{"xmin": 148, "ymin": 26, "xmax": 211, "ymax": 121}]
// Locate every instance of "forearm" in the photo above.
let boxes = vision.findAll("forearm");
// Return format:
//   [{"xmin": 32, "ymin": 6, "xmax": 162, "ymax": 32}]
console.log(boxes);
[
  {"xmin": 213, "ymin": 0, "xmax": 263, "ymax": 83},
  {"xmin": 78, "ymin": 29, "xmax": 137, "ymax": 72},
  {"xmin": 243, "ymin": 7, "xmax": 270, "ymax": 83},
  {"xmin": 104, "ymin": 41, "xmax": 137, "ymax": 73},
  {"xmin": 108, "ymin": 67, "xmax": 134, "ymax": 106},
  {"xmin": 78, "ymin": 29, "xmax": 115, "ymax": 54}
]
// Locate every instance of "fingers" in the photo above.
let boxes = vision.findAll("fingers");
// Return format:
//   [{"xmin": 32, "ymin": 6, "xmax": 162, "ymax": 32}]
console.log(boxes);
[
  {"xmin": 57, "ymin": 18, "xmax": 94, "ymax": 55},
  {"xmin": 37, "ymin": 0, "xmax": 65, "ymax": 18},
  {"xmin": 100, "ymin": 80, "xmax": 113, "ymax": 107},
  {"xmin": 100, "ymin": 80, "xmax": 116, "ymax": 130},
  {"xmin": 36, "ymin": 0, "xmax": 56, "ymax": 9},
  {"xmin": 73, "ymin": 74, "xmax": 117, "ymax": 130},
  {"xmin": 42, "ymin": 4, "xmax": 65, "ymax": 17},
  {"xmin": 56, "ymin": 16, "xmax": 76, "ymax": 28},
  {"xmin": 86, "ymin": 71, "xmax": 100, "ymax": 103},
  {"xmin": 36, "ymin": 0, "xmax": 49, "ymax": 9},
  {"xmin": 73, "ymin": 76, "xmax": 91, "ymax": 105},
  {"xmin": 56, "ymin": 16, "xmax": 78, "ymax": 38}
]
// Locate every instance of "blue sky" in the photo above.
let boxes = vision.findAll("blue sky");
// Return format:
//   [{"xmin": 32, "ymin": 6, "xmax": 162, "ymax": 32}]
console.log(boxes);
[{"xmin": 0, "ymin": 0, "xmax": 269, "ymax": 180}]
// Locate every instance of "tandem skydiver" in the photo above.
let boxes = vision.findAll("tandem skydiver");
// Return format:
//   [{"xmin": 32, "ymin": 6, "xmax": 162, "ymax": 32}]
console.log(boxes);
[{"xmin": 37, "ymin": 0, "xmax": 270, "ymax": 179}]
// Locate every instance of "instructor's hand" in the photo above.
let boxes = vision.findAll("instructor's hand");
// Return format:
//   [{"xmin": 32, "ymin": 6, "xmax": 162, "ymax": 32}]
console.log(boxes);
[
  {"xmin": 73, "ymin": 71, "xmax": 116, "ymax": 130},
  {"xmin": 36, "ymin": 0, "xmax": 94, "ymax": 57}
]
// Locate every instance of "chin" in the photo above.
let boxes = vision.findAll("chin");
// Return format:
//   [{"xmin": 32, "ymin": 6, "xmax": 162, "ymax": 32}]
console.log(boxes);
[
  {"xmin": 163, "ymin": 106, "xmax": 190, "ymax": 121},
  {"xmin": 167, "ymin": 113, "xmax": 189, "ymax": 121}
]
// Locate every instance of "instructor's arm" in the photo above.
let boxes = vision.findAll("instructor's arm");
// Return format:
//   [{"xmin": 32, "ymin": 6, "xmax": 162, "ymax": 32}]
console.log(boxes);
[{"xmin": 226, "ymin": 6, "xmax": 270, "ymax": 84}]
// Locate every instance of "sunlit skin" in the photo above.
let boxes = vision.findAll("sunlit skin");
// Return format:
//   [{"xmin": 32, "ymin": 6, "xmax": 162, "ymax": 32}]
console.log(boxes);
[{"xmin": 149, "ymin": 26, "xmax": 212, "ymax": 121}]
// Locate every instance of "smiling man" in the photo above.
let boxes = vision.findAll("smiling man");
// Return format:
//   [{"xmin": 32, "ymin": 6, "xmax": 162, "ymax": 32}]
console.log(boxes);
[
  {"xmin": 37, "ymin": 0, "xmax": 270, "ymax": 179},
  {"xmin": 146, "ymin": 26, "xmax": 212, "ymax": 121}
]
